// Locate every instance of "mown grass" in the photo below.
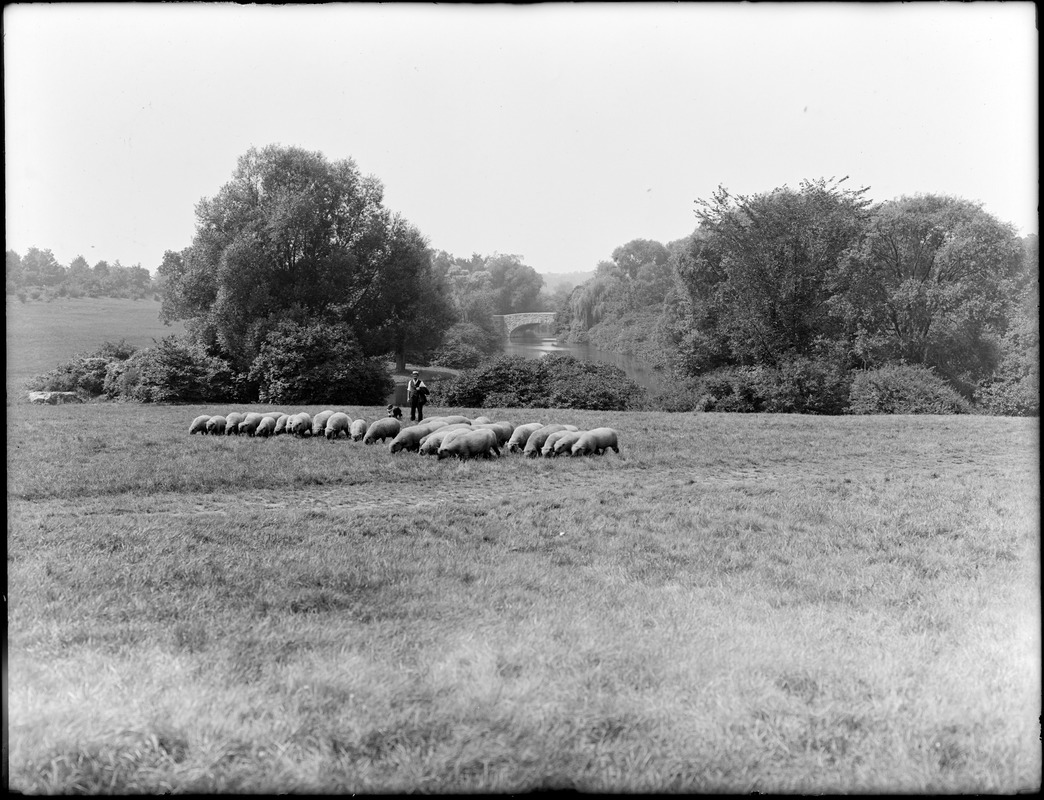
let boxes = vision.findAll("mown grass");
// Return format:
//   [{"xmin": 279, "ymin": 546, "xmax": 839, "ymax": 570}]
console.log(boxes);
[
  {"xmin": 6, "ymin": 404, "xmax": 1040, "ymax": 793},
  {"xmin": 5, "ymin": 296, "xmax": 185, "ymax": 397}
]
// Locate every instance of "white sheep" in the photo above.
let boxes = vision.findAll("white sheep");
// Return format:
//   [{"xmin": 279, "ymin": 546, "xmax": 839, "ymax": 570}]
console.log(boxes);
[
  {"xmin": 238, "ymin": 412, "xmax": 265, "ymax": 437},
  {"xmin": 349, "ymin": 418, "xmax": 368, "ymax": 442},
  {"xmin": 205, "ymin": 415, "xmax": 227, "ymax": 435},
  {"xmin": 224, "ymin": 412, "xmax": 246, "ymax": 435},
  {"xmin": 324, "ymin": 412, "xmax": 351, "ymax": 440},
  {"xmin": 389, "ymin": 422, "xmax": 443, "ymax": 453},
  {"xmin": 417, "ymin": 424, "xmax": 472, "ymax": 455},
  {"xmin": 273, "ymin": 414, "xmax": 290, "ymax": 435},
  {"xmin": 311, "ymin": 410, "xmax": 336, "ymax": 437},
  {"xmin": 363, "ymin": 417, "xmax": 401, "ymax": 445},
  {"xmin": 289, "ymin": 412, "xmax": 314, "ymax": 437},
  {"xmin": 551, "ymin": 430, "xmax": 585, "ymax": 457},
  {"xmin": 255, "ymin": 416, "xmax": 277, "ymax": 437},
  {"xmin": 473, "ymin": 421, "xmax": 515, "ymax": 447},
  {"xmin": 437, "ymin": 428, "xmax": 500, "ymax": 460},
  {"xmin": 542, "ymin": 429, "xmax": 581, "ymax": 458},
  {"xmin": 571, "ymin": 427, "xmax": 620, "ymax": 456},
  {"xmin": 506, "ymin": 422, "xmax": 544, "ymax": 453},
  {"xmin": 523, "ymin": 424, "xmax": 579, "ymax": 458},
  {"xmin": 189, "ymin": 415, "xmax": 211, "ymax": 435}
]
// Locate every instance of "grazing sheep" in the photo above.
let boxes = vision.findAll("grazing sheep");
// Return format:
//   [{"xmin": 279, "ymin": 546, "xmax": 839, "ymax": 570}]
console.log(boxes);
[
  {"xmin": 238, "ymin": 412, "xmax": 265, "ymax": 437},
  {"xmin": 523, "ymin": 424, "xmax": 579, "ymax": 458},
  {"xmin": 437, "ymin": 428, "xmax": 500, "ymax": 460},
  {"xmin": 474, "ymin": 421, "xmax": 514, "ymax": 446},
  {"xmin": 418, "ymin": 424, "xmax": 473, "ymax": 455},
  {"xmin": 224, "ymin": 412, "xmax": 246, "ymax": 435},
  {"xmin": 189, "ymin": 415, "xmax": 211, "ymax": 435},
  {"xmin": 325, "ymin": 412, "xmax": 351, "ymax": 440},
  {"xmin": 289, "ymin": 412, "xmax": 314, "ymax": 437},
  {"xmin": 255, "ymin": 416, "xmax": 277, "ymax": 438},
  {"xmin": 506, "ymin": 422, "xmax": 544, "ymax": 453},
  {"xmin": 552, "ymin": 430, "xmax": 586, "ymax": 457},
  {"xmin": 349, "ymin": 418, "xmax": 368, "ymax": 442},
  {"xmin": 543, "ymin": 429, "xmax": 584, "ymax": 458},
  {"xmin": 311, "ymin": 410, "xmax": 336, "ymax": 437},
  {"xmin": 363, "ymin": 417, "xmax": 401, "ymax": 445},
  {"xmin": 205, "ymin": 415, "xmax": 227, "ymax": 435},
  {"xmin": 273, "ymin": 414, "xmax": 290, "ymax": 435},
  {"xmin": 571, "ymin": 427, "xmax": 620, "ymax": 456},
  {"xmin": 389, "ymin": 422, "xmax": 443, "ymax": 453},
  {"xmin": 471, "ymin": 416, "xmax": 492, "ymax": 425},
  {"xmin": 433, "ymin": 415, "xmax": 472, "ymax": 425}
]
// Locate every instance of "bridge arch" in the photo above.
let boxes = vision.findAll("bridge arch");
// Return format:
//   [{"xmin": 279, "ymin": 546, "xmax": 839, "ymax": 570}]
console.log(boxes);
[{"xmin": 492, "ymin": 312, "xmax": 558, "ymax": 338}]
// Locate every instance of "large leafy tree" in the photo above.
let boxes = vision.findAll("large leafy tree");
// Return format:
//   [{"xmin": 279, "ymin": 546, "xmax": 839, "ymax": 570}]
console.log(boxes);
[
  {"xmin": 829, "ymin": 195, "xmax": 1023, "ymax": 391},
  {"xmin": 159, "ymin": 145, "xmax": 406, "ymax": 370},
  {"xmin": 691, "ymin": 177, "xmax": 873, "ymax": 366},
  {"xmin": 20, "ymin": 247, "xmax": 66, "ymax": 287},
  {"xmin": 354, "ymin": 216, "xmax": 455, "ymax": 372}
]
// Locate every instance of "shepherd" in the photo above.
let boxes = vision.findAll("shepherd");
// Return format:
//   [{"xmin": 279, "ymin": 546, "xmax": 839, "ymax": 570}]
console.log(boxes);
[{"xmin": 407, "ymin": 370, "xmax": 430, "ymax": 423}]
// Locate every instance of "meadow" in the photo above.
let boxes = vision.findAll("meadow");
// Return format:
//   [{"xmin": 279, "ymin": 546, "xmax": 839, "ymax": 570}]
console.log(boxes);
[
  {"xmin": 6, "ymin": 401, "xmax": 1040, "ymax": 793},
  {"xmin": 5, "ymin": 296, "xmax": 186, "ymax": 397}
]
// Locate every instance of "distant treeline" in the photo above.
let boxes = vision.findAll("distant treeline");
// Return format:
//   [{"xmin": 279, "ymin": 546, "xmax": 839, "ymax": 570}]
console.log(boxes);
[{"xmin": 7, "ymin": 247, "xmax": 157, "ymax": 300}]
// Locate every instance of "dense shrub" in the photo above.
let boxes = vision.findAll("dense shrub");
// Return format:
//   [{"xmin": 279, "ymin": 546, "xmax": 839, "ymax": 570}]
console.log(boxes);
[
  {"xmin": 649, "ymin": 377, "xmax": 708, "ymax": 413},
  {"xmin": 973, "ymin": 376, "xmax": 1039, "ymax": 417},
  {"xmin": 25, "ymin": 340, "xmax": 140, "ymax": 400},
  {"xmin": 847, "ymin": 364, "xmax": 970, "ymax": 414},
  {"xmin": 692, "ymin": 367, "xmax": 768, "ymax": 413},
  {"xmin": 434, "ymin": 354, "xmax": 647, "ymax": 411},
  {"xmin": 248, "ymin": 320, "xmax": 393, "ymax": 405},
  {"xmin": 763, "ymin": 357, "xmax": 852, "ymax": 415},
  {"xmin": 102, "ymin": 358, "xmax": 140, "ymax": 401},
  {"xmin": 689, "ymin": 358, "xmax": 852, "ymax": 414},
  {"xmin": 129, "ymin": 336, "xmax": 236, "ymax": 403}
]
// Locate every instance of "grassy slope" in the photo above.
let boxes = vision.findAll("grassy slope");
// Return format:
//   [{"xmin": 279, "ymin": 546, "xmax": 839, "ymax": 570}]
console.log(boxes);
[
  {"xmin": 6, "ymin": 405, "xmax": 1040, "ymax": 793},
  {"xmin": 6, "ymin": 296, "xmax": 185, "ymax": 397}
]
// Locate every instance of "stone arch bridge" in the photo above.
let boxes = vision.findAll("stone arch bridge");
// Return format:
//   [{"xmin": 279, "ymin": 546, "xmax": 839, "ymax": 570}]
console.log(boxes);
[{"xmin": 492, "ymin": 312, "xmax": 557, "ymax": 338}]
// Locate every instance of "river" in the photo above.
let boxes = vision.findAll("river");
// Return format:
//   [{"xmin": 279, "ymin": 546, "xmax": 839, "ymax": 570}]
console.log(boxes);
[{"xmin": 501, "ymin": 330, "xmax": 666, "ymax": 393}]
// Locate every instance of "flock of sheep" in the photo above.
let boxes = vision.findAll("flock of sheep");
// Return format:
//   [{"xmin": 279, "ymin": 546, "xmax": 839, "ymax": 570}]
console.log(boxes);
[{"xmin": 188, "ymin": 411, "xmax": 620, "ymax": 460}]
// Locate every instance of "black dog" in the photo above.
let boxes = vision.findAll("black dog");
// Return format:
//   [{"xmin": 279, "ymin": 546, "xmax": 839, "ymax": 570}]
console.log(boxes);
[{"xmin": 387, "ymin": 405, "xmax": 403, "ymax": 420}]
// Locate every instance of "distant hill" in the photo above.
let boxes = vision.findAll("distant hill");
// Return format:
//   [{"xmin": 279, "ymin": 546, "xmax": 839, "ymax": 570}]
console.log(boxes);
[{"xmin": 541, "ymin": 270, "xmax": 594, "ymax": 291}]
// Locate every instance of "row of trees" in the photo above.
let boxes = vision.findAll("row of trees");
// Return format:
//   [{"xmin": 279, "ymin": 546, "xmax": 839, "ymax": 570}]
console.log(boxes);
[
  {"xmin": 20, "ymin": 142, "xmax": 1036, "ymax": 414},
  {"xmin": 6, "ymin": 248, "xmax": 155, "ymax": 300},
  {"xmin": 556, "ymin": 179, "xmax": 1037, "ymax": 414}
]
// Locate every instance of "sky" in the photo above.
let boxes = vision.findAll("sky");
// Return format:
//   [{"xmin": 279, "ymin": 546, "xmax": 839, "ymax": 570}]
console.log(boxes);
[{"xmin": 4, "ymin": 3, "xmax": 1038, "ymax": 276}]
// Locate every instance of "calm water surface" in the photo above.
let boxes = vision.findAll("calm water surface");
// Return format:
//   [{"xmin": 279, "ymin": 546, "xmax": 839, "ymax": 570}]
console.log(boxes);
[{"xmin": 502, "ymin": 330, "xmax": 666, "ymax": 392}]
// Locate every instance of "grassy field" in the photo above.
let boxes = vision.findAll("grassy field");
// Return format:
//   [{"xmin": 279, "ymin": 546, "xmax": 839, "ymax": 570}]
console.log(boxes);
[
  {"xmin": 5, "ymin": 296, "xmax": 186, "ymax": 398},
  {"xmin": 6, "ymin": 402, "xmax": 1040, "ymax": 793}
]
